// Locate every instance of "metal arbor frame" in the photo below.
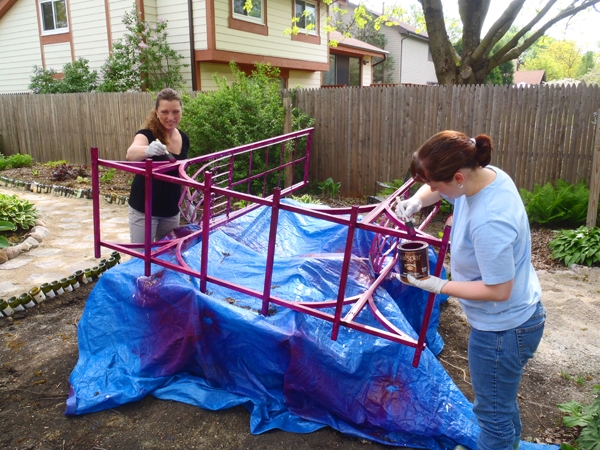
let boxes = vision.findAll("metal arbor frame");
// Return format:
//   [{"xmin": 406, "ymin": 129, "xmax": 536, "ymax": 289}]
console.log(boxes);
[{"xmin": 91, "ymin": 127, "xmax": 451, "ymax": 367}]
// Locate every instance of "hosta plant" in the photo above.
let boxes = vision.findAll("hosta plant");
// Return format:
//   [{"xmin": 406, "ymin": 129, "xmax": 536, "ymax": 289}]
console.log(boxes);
[
  {"xmin": 0, "ymin": 194, "xmax": 38, "ymax": 230},
  {"xmin": 558, "ymin": 385, "xmax": 600, "ymax": 450},
  {"xmin": 549, "ymin": 226, "xmax": 600, "ymax": 267}
]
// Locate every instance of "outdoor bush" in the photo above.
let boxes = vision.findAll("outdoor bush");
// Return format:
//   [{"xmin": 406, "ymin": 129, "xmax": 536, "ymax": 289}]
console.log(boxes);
[
  {"xmin": 558, "ymin": 385, "xmax": 600, "ymax": 450},
  {"xmin": 180, "ymin": 62, "xmax": 314, "ymax": 194},
  {"xmin": 60, "ymin": 58, "xmax": 98, "ymax": 93},
  {"xmin": 549, "ymin": 226, "xmax": 600, "ymax": 267},
  {"xmin": 29, "ymin": 58, "xmax": 98, "ymax": 94},
  {"xmin": 0, "ymin": 154, "xmax": 34, "ymax": 171},
  {"xmin": 520, "ymin": 179, "xmax": 595, "ymax": 227},
  {"xmin": 98, "ymin": 4, "xmax": 186, "ymax": 92},
  {"xmin": 0, "ymin": 193, "xmax": 38, "ymax": 230},
  {"xmin": 29, "ymin": 66, "xmax": 61, "ymax": 94}
]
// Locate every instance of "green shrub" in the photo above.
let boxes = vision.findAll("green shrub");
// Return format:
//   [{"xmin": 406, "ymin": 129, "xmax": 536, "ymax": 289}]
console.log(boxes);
[
  {"xmin": 558, "ymin": 385, "xmax": 600, "ymax": 450},
  {"xmin": 520, "ymin": 179, "xmax": 595, "ymax": 227},
  {"xmin": 29, "ymin": 65, "xmax": 61, "ymax": 94},
  {"xmin": 180, "ymin": 62, "xmax": 314, "ymax": 195},
  {"xmin": 0, "ymin": 194, "xmax": 38, "ymax": 230},
  {"xmin": 0, "ymin": 153, "xmax": 34, "ymax": 170},
  {"xmin": 549, "ymin": 226, "xmax": 600, "ymax": 267},
  {"xmin": 60, "ymin": 58, "xmax": 98, "ymax": 93}
]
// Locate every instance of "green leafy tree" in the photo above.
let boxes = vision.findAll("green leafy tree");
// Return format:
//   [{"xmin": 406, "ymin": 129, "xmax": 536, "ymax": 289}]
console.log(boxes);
[
  {"xmin": 576, "ymin": 51, "xmax": 597, "ymax": 77},
  {"xmin": 522, "ymin": 38, "xmax": 582, "ymax": 80},
  {"xmin": 580, "ymin": 62, "xmax": 600, "ymax": 84},
  {"xmin": 98, "ymin": 4, "xmax": 186, "ymax": 92}
]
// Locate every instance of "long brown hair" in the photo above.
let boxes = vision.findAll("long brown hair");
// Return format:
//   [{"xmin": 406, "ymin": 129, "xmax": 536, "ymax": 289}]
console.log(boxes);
[
  {"xmin": 410, "ymin": 130, "xmax": 493, "ymax": 183},
  {"xmin": 142, "ymin": 88, "xmax": 182, "ymax": 146}
]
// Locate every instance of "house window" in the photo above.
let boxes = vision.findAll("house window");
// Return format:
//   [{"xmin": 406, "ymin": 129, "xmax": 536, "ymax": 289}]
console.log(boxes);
[
  {"xmin": 428, "ymin": 46, "xmax": 433, "ymax": 61},
  {"xmin": 322, "ymin": 54, "xmax": 361, "ymax": 87},
  {"xmin": 39, "ymin": 0, "xmax": 68, "ymax": 34},
  {"xmin": 233, "ymin": 0, "xmax": 264, "ymax": 24},
  {"xmin": 295, "ymin": 0, "xmax": 316, "ymax": 34}
]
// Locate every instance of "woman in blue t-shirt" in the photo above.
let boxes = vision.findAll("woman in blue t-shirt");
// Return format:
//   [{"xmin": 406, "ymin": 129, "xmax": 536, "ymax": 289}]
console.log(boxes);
[
  {"xmin": 397, "ymin": 130, "xmax": 545, "ymax": 450},
  {"xmin": 125, "ymin": 88, "xmax": 190, "ymax": 245}
]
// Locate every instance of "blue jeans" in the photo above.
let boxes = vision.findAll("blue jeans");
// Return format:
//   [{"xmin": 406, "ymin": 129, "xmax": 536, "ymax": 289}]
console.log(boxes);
[{"xmin": 468, "ymin": 301, "xmax": 546, "ymax": 450}]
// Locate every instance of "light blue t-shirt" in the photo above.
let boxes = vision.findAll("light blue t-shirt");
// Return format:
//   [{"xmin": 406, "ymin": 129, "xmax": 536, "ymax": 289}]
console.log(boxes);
[{"xmin": 448, "ymin": 166, "xmax": 541, "ymax": 331}]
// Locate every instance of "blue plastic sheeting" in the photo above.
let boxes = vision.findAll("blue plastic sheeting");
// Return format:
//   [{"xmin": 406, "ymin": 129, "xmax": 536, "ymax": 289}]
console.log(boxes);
[{"xmin": 67, "ymin": 202, "xmax": 558, "ymax": 450}]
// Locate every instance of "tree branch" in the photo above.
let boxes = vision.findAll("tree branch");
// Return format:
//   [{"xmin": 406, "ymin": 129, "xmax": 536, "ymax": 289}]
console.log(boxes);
[{"xmin": 493, "ymin": 0, "xmax": 600, "ymax": 66}]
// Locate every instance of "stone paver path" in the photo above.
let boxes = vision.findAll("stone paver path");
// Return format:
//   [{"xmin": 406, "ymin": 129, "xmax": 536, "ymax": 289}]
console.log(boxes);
[{"xmin": 0, "ymin": 185, "xmax": 130, "ymax": 298}]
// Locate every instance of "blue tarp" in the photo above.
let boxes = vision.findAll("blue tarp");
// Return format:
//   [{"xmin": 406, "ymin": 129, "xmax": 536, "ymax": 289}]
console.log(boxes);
[{"xmin": 67, "ymin": 201, "xmax": 558, "ymax": 450}]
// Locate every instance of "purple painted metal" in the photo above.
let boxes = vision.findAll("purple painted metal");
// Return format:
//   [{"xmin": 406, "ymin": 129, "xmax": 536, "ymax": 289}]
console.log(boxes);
[
  {"xmin": 331, "ymin": 206, "xmax": 359, "ymax": 341},
  {"xmin": 91, "ymin": 147, "xmax": 101, "ymax": 259},
  {"xmin": 144, "ymin": 158, "xmax": 153, "ymax": 275},
  {"xmin": 90, "ymin": 126, "xmax": 451, "ymax": 367},
  {"xmin": 261, "ymin": 189, "xmax": 281, "ymax": 316},
  {"xmin": 200, "ymin": 172, "xmax": 212, "ymax": 293}
]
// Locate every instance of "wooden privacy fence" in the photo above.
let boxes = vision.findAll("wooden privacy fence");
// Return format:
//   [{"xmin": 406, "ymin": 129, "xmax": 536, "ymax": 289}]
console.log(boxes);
[
  {"xmin": 0, "ymin": 85, "xmax": 599, "ymax": 198},
  {"xmin": 293, "ymin": 83, "xmax": 600, "ymax": 196},
  {"xmin": 0, "ymin": 92, "xmax": 155, "ymax": 165}
]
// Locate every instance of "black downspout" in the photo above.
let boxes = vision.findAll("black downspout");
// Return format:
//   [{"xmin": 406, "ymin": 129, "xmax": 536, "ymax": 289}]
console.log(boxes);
[{"xmin": 188, "ymin": 0, "xmax": 197, "ymax": 91}]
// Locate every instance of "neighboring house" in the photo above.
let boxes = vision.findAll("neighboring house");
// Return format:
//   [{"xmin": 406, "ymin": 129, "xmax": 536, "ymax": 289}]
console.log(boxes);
[
  {"xmin": 0, "ymin": 0, "xmax": 390, "ymax": 94},
  {"xmin": 332, "ymin": 0, "xmax": 438, "ymax": 86},
  {"xmin": 513, "ymin": 70, "xmax": 547, "ymax": 86},
  {"xmin": 324, "ymin": 31, "xmax": 388, "ymax": 87}
]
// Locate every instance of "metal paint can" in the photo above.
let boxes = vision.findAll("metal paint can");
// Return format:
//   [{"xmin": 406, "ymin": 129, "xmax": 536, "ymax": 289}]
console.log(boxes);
[{"xmin": 398, "ymin": 241, "xmax": 430, "ymax": 282}]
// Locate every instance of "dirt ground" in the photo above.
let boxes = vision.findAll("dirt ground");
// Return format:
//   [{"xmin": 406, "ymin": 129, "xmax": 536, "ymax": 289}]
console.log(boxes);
[{"xmin": 1, "ymin": 164, "xmax": 599, "ymax": 449}]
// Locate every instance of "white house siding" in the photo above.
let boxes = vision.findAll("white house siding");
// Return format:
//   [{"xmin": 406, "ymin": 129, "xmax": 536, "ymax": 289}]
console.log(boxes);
[
  {"xmin": 145, "ymin": 0, "xmax": 158, "ymax": 23},
  {"xmin": 193, "ymin": 0, "xmax": 208, "ymax": 50},
  {"xmin": 213, "ymin": 0, "xmax": 328, "ymax": 64},
  {"xmin": 199, "ymin": 62, "xmax": 235, "ymax": 90},
  {"xmin": 379, "ymin": 26, "xmax": 401, "ymax": 84},
  {"xmin": 69, "ymin": 0, "xmax": 109, "ymax": 72},
  {"xmin": 156, "ymin": 1, "xmax": 193, "ymax": 90},
  {"xmin": 108, "ymin": 0, "xmax": 137, "ymax": 42},
  {"xmin": 362, "ymin": 57, "xmax": 372, "ymax": 86},
  {"xmin": 0, "ymin": 1, "xmax": 42, "ymax": 93},
  {"xmin": 400, "ymin": 38, "xmax": 436, "ymax": 85},
  {"xmin": 44, "ymin": 42, "xmax": 72, "ymax": 71},
  {"xmin": 288, "ymin": 70, "xmax": 320, "ymax": 89}
]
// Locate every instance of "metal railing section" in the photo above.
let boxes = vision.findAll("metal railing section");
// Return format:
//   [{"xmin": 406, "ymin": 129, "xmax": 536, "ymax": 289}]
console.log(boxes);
[{"xmin": 91, "ymin": 128, "xmax": 450, "ymax": 367}]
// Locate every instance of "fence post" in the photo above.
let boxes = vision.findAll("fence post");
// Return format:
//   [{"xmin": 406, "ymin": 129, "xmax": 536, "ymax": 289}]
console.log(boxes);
[{"xmin": 586, "ymin": 110, "xmax": 600, "ymax": 228}]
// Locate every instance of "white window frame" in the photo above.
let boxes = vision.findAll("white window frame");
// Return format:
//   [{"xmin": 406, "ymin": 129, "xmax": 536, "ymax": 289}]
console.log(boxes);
[
  {"xmin": 295, "ymin": 0, "xmax": 317, "ymax": 35},
  {"xmin": 39, "ymin": 0, "xmax": 69, "ymax": 36},
  {"xmin": 232, "ymin": 0, "xmax": 264, "ymax": 25}
]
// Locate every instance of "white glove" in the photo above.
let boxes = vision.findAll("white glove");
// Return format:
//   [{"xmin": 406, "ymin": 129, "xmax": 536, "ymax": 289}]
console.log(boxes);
[
  {"xmin": 145, "ymin": 140, "xmax": 167, "ymax": 157},
  {"xmin": 401, "ymin": 274, "xmax": 448, "ymax": 294},
  {"xmin": 395, "ymin": 197, "xmax": 422, "ymax": 221}
]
